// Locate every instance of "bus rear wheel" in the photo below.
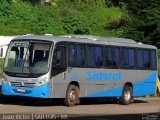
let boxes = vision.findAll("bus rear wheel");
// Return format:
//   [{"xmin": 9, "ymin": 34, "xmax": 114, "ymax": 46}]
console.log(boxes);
[
  {"xmin": 119, "ymin": 85, "xmax": 133, "ymax": 105},
  {"xmin": 64, "ymin": 84, "xmax": 80, "ymax": 107}
]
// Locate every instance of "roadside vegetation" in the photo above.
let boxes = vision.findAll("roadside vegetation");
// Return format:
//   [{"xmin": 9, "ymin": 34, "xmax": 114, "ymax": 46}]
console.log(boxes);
[
  {"xmin": 0, "ymin": 0, "xmax": 122, "ymax": 36},
  {"xmin": 158, "ymin": 50, "xmax": 160, "ymax": 75},
  {"xmin": 0, "ymin": 58, "xmax": 4, "ymax": 79},
  {"xmin": 0, "ymin": 0, "xmax": 160, "ymax": 77},
  {"xmin": 0, "ymin": 0, "xmax": 160, "ymax": 48}
]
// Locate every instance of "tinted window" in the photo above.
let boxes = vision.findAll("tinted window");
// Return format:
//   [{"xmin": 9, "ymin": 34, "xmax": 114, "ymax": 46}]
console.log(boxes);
[
  {"xmin": 76, "ymin": 44, "xmax": 85, "ymax": 66},
  {"xmin": 59, "ymin": 47, "xmax": 66, "ymax": 67},
  {"xmin": 151, "ymin": 50, "xmax": 157, "ymax": 70},
  {"xmin": 52, "ymin": 44, "xmax": 67, "ymax": 76},
  {"xmin": 122, "ymin": 48, "xmax": 129, "ymax": 67},
  {"xmin": 87, "ymin": 45, "xmax": 95, "ymax": 67},
  {"xmin": 143, "ymin": 50, "xmax": 150, "ymax": 68},
  {"xmin": 68, "ymin": 44, "xmax": 76, "ymax": 66},
  {"xmin": 68, "ymin": 44, "xmax": 85, "ymax": 67},
  {"xmin": 122, "ymin": 48, "xmax": 135, "ymax": 68},
  {"xmin": 105, "ymin": 47, "xmax": 112, "ymax": 67},
  {"xmin": 113, "ymin": 48, "xmax": 119, "ymax": 67},
  {"xmin": 137, "ymin": 49, "xmax": 143, "ymax": 68},
  {"xmin": 95, "ymin": 46, "xmax": 103, "ymax": 67},
  {"xmin": 105, "ymin": 47, "xmax": 119, "ymax": 68},
  {"xmin": 53, "ymin": 46, "xmax": 66, "ymax": 68},
  {"xmin": 129, "ymin": 48, "xmax": 135, "ymax": 67},
  {"xmin": 137, "ymin": 49, "xmax": 151, "ymax": 69},
  {"xmin": 86, "ymin": 45, "xmax": 103, "ymax": 67}
]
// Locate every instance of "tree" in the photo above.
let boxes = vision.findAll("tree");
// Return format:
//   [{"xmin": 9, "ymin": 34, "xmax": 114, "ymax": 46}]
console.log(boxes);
[{"xmin": 124, "ymin": 0, "xmax": 160, "ymax": 47}]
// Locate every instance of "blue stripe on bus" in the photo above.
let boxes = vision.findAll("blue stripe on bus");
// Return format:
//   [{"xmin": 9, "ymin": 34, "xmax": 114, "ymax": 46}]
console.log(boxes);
[
  {"xmin": 2, "ymin": 81, "xmax": 50, "ymax": 98},
  {"xmin": 133, "ymin": 72, "xmax": 157, "ymax": 96},
  {"xmin": 2, "ymin": 72, "xmax": 157, "ymax": 98},
  {"xmin": 83, "ymin": 72, "xmax": 157, "ymax": 97},
  {"xmin": 83, "ymin": 86, "xmax": 123, "ymax": 97}
]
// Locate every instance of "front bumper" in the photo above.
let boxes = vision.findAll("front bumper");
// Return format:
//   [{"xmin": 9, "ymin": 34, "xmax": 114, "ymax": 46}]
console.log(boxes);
[{"xmin": 2, "ymin": 81, "xmax": 50, "ymax": 98}]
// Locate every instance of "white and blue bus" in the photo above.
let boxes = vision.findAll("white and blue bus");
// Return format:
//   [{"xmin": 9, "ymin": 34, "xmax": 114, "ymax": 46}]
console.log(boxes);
[{"xmin": 1, "ymin": 35, "xmax": 158, "ymax": 106}]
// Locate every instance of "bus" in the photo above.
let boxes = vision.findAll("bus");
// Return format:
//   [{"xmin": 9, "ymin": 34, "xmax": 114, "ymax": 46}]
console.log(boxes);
[{"xmin": 1, "ymin": 34, "xmax": 158, "ymax": 106}]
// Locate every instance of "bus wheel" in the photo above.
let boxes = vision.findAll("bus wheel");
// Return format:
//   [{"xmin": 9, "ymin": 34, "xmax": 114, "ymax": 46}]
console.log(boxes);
[
  {"xmin": 64, "ymin": 84, "xmax": 80, "ymax": 107},
  {"xmin": 119, "ymin": 85, "xmax": 132, "ymax": 105}
]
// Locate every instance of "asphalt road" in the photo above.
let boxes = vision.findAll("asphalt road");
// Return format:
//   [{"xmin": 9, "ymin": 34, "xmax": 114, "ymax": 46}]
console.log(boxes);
[{"xmin": 0, "ymin": 96, "xmax": 159, "ymax": 120}]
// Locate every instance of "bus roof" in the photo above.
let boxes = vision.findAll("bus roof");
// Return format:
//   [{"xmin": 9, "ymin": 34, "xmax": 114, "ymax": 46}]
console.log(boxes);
[{"xmin": 12, "ymin": 34, "xmax": 157, "ymax": 49}]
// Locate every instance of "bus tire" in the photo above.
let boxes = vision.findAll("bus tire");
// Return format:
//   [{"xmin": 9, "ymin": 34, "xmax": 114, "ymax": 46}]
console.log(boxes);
[
  {"xmin": 119, "ymin": 85, "xmax": 133, "ymax": 105},
  {"xmin": 64, "ymin": 84, "xmax": 80, "ymax": 107}
]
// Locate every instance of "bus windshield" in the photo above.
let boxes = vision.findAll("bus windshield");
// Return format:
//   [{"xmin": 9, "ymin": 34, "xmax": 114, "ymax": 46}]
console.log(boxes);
[{"xmin": 4, "ymin": 40, "xmax": 51, "ymax": 77}]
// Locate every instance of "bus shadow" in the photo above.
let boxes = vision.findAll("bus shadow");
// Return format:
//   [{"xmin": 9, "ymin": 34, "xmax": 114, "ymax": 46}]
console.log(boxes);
[
  {"xmin": 0, "ymin": 95, "xmax": 149, "ymax": 106},
  {"xmin": 134, "ymin": 99, "xmax": 149, "ymax": 104},
  {"xmin": 78, "ymin": 98, "xmax": 148, "ymax": 106}
]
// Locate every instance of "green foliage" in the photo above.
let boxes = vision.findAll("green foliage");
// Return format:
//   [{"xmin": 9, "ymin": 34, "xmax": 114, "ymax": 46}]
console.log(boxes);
[
  {"xmin": 0, "ymin": 0, "xmax": 160, "ymax": 49},
  {"xmin": 158, "ymin": 49, "xmax": 160, "ymax": 75},
  {"xmin": 0, "ymin": 59, "xmax": 4, "ymax": 78},
  {"xmin": 122, "ymin": 0, "xmax": 160, "ymax": 47},
  {"xmin": 0, "ymin": 0, "xmax": 122, "ymax": 36},
  {"xmin": 63, "ymin": 16, "xmax": 94, "ymax": 34}
]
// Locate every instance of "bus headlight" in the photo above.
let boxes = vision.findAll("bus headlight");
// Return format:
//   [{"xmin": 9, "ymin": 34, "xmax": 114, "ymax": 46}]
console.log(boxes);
[
  {"xmin": 3, "ymin": 77, "xmax": 10, "ymax": 85},
  {"xmin": 35, "ymin": 77, "xmax": 47, "ymax": 87}
]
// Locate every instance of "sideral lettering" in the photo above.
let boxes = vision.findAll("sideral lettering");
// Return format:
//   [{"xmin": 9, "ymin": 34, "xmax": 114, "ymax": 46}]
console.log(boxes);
[{"xmin": 87, "ymin": 71, "xmax": 122, "ymax": 81}]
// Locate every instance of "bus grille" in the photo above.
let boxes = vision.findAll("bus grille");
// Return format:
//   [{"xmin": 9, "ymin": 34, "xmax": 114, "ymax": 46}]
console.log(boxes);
[{"xmin": 10, "ymin": 82, "xmax": 35, "ymax": 87}]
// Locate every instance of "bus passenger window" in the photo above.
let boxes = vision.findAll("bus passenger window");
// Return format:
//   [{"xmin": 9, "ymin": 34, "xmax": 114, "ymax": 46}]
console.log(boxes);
[
  {"xmin": 105, "ymin": 47, "xmax": 119, "ymax": 68},
  {"xmin": 87, "ymin": 45, "xmax": 95, "ymax": 67},
  {"xmin": 68, "ymin": 44, "xmax": 76, "ymax": 66},
  {"xmin": 122, "ymin": 48, "xmax": 135, "ymax": 68},
  {"xmin": 122, "ymin": 48, "xmax": 129, "ymax": 67},
  {"xmin": 137, "ymin": 49, "xmax": 151, "ymax": 69},
  {"xmin": 129, "ymin": 48, "xmax": 135, "ymax": 68},
  {"xmin": 68, "ymin": 44, "xmax": 85, "ymax": 67},
  {"xmin": 151, "ymin": 50, "xmax": 157, "ymax": 70},
  {"xmin": 137, "ymin": 49, "xmax": 143, "ymax": 68},
  {"xmin": 143, "ymin": 50, "xmax": 150, "ymax": 68},
  {"xmin": 105, "ymin": 47, "xmax": 112, "ymax": 67},
  {"xmin": 95, "ymin": 46, "xmax": 103, "ymax": 67},
  {"xmin": 113, "ymin": 47, "xmax": 119, "ymax": 67},
  {"xmin": 76, "ymin": 44, "xmax": 85, "ymax": 66}
]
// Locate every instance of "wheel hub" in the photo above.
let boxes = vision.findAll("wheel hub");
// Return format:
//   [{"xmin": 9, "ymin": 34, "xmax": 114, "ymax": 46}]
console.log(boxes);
[
  {"xmin": 124, "ymin": 91, "xmax": 130, "ymax": 101},
  {"xmin": 69, "ymin": 90, "xmax": 76, "ymax": 102}
]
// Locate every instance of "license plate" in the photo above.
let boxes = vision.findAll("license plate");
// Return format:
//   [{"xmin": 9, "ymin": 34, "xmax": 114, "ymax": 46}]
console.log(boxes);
[{"xmin": 17, "ymin": 88, "xmax": 25, "ymax": 93}]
